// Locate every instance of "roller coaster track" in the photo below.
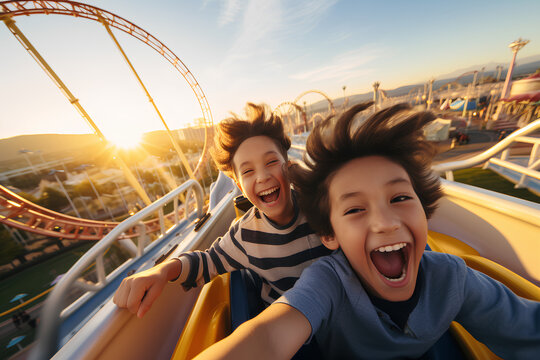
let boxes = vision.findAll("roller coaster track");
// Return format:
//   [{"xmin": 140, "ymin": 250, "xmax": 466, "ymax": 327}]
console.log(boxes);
[
  {"xmin": 293, "ymin": 89, "xmax": 336, "ymax": 114},
  {"xmin": 0, "ymin": 184, "xmax": 181, "ymax": 240},
  {"xmin": 274, "ymin": 90, "xmax": 335, "ymax": 134},
  {"xmin": 0, "ymin": 0, "xmax": 214, "ymax": 180},
  {"xmin": 274, "ymin": 101, "xmax": 303, "ymax": 116},
  {"xmin": 0, "ymin": 1, "xmax": 216, "ymax": 239}
]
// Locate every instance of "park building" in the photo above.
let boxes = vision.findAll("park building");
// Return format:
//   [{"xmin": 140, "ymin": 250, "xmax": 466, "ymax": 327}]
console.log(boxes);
[{"xmin": 499, "ymin": 70, "xmax": 540, "ymax": 128}]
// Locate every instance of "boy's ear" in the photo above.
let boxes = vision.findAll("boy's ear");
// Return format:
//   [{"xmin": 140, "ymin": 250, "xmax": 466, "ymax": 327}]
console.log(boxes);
[{"xmin": 321, "ymin": 235, "xmax": 340, "ymax": 250}]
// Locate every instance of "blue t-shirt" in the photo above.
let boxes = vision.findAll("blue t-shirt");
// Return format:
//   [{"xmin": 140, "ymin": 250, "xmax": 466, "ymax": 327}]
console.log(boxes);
[{"xmin": 276, "ymin": 250, "xmax": 540, "ymax": 359}]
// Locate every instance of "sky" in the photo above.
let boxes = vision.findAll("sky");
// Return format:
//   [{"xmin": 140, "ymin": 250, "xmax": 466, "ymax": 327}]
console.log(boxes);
[{"xmin": 1, "ymin": 0, "xmax": 540, "ymax": 145}]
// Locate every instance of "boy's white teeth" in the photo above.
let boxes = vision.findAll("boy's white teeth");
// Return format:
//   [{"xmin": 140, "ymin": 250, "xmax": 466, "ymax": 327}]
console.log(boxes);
[
  {"xmin": 375, "ymin": 242, "xmax": 407, "ymax": 253},
  {"xmin": 258, "ymin": 187, "xmax": 278, "ymax": 196}
]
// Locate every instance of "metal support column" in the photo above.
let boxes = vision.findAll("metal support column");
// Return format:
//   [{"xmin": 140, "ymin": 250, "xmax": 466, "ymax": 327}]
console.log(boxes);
[{"xmin": 2, "ymin": 16, "xmax": 152, "ymax": 205}]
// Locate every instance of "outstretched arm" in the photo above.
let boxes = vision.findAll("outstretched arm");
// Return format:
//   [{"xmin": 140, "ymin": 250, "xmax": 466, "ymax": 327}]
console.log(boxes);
[
  {"xmin": 194, "ymin": 303, "xmax": 311, "ymax": 360},
  {"xmin": 113, "ymin": 224, "xmax": 249, "ymax": 319},
  {"xmin": 113, "ymin": 258, "xmax": 182, "ymax": 318}
]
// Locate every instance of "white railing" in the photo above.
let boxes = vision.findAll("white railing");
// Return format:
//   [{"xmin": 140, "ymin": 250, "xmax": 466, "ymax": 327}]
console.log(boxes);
[
  {"xmin": 432, "ymin": 119, "xmax": 540, "ymax": 181},
  {"xmin": 487, "ymin": 135, "xmax": 540, "ymax": 190},
  {"xmin": 32, "ymin": 179, "xmax": 204, "ymax": 360}
]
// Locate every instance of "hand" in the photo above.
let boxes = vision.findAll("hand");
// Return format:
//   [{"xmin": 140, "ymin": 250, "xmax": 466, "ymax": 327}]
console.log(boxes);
[{"xmin": 113, "ymin": 258, "xmax": 182, "ymax": 318}]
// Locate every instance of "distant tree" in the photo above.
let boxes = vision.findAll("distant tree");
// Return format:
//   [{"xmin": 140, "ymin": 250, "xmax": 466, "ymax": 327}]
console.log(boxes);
[
  {"xmin": 73, "ymin": 180, "xmax": 111, "ymax": 197},
  {"xmin": 37, "ymin": 187, "xmax": 69, "ymax": 212},
  {"xmin": 148, "ymin": 183, "xmax": 163, "ymax": 198},
  {"xmin": 0, "ymin": 228, "xmax": 25, "ymax": 265},
  {"xmin": 99, "ymin": 182, "xmax": 115, "ymax": 195},
  {"xmin": 170, "ymin": 164, "xmax": 188, "ymax": 179},
  {"xmin": 73, "ymin": 180, "xmax": 95, "ymax": 197},
  {"xmin": 140, "ymin": 170, "xmax": 156, "ymax": 184},
  {"xmin": 8, "ymin": 173, "xmax": 43, "ymax": 190}
]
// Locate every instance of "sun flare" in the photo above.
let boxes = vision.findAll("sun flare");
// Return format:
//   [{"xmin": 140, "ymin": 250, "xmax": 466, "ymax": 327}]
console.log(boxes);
[{"xmin": 106, "ymin": 130, "xmax": 143, "ymax": 150}]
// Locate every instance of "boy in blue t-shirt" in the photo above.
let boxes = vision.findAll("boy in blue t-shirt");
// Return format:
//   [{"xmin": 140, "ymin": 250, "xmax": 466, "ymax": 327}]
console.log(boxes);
[{"xmin": 195, "ymin": 102, "xmax": 540, "ymax": 359}]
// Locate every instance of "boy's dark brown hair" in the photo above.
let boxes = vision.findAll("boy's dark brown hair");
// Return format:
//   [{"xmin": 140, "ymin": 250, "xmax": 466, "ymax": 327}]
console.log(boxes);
[
  {"xmin": 211, "ymin": 103, "xmax": 291, "ymax": 178},
  {"xmin": 290, "ymin": 102, "xmax": 443, "ymax": 236}
]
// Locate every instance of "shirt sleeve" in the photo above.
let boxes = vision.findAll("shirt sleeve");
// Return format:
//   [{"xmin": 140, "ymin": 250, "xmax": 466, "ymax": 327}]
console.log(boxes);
[
  {"xmin": 275, "ymin": 258, "xmax": 342, "ymax": 342},
  {"xmin": 180, "ymin": 218, "xmax": 251, "ymax": 290},
  {"xmin": 455, "ymin": 261, "xmax": 540, "ymax": 358}
]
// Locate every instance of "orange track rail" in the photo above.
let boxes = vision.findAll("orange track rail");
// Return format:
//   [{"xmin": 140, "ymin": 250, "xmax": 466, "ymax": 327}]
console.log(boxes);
[{"xmin": 0, "ymin": 184, "xmax": 181, "ymax": 240}]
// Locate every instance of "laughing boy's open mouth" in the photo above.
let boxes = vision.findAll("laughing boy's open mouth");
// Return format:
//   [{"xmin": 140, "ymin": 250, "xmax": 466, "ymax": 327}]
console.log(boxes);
[
  {"xmin": 370, "ymin": 243, "xmax": 410, "ymax": 282},
  {"xmin": 258, "ymin": 186, "xmax": 280, "ymax": 203}
]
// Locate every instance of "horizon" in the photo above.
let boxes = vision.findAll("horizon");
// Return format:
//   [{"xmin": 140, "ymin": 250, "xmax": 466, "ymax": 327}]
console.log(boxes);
[
  {"xmin": 1, "ymin": 128, "xmax": 194, "ymax": 141},
  {"xmin": 2, "ymin": 53, "xmax": 539, "ymax": 142},
  {"xmin": 1, "ymin": 0, "xmax": 540, "ymax": 141}
]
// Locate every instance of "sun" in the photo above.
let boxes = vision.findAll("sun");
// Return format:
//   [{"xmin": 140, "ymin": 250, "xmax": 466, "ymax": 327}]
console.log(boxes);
[{"xmin": 107, "ymin": 129, "xmax": 143, "ymax": 149}]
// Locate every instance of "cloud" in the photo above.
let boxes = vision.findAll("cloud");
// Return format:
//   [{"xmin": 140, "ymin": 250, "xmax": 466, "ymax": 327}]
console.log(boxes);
[
  {"xmin": 279, "ymin": 0, "xmax": 338, "ymax": 37},
  {"xmin": 290, "ymin": 48, "xmax": 382, "ymax": 82},
  {"xmin": 218, "ymin": 0, "xmax": 243, "ymax": 26},
  {"xmin": 205, "ymin": 0, "xmax": 341, "ymax": 115},
  {"xmin": 215, "ymin": 0, "xmax": 338, "ymax": 68}
]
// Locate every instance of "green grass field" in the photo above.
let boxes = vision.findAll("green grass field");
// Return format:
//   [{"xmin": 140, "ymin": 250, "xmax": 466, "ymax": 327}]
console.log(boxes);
[
  {"xmin": 0, "ymin": 241, "xmax": 133, "ymax": 359},
  {"xmin": 453, "ymin": 168, "xmax": 540, "ymax": 203},
  {"xmin": 0, "ymin": 243, "xmax": 94, "ymax": 359},
  {"xmin": 0, "ymin": 243, "xmax": 94, "ymax": 317}
]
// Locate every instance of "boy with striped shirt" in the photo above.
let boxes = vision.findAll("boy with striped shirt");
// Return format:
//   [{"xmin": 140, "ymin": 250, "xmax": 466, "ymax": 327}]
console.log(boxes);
[{"xmin": 113, "ymin": 103, "xmax": 330, "ymax": 317}]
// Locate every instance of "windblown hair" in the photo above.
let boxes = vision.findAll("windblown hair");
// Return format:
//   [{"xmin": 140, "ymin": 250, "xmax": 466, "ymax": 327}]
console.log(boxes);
[
  {"xmin": 290, "ymin": 102, "xmax": 443, "ymax": 236},
  {"xmin": 211, "ymin": 103, "xmax": 291, "ymax": 178}
]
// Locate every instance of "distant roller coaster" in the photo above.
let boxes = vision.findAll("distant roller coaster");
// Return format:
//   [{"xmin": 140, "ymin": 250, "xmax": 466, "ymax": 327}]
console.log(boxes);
[
  {"xmin": 0, "ymin": 0, "xmax": 212, "ymax": 239},
  {"xmin": 273, "ymin": 90, "xmax": 335, "ymax": 134},
  {"xmin": 293, "ymin": 89, "xmax": 336, "ymax": 115}
]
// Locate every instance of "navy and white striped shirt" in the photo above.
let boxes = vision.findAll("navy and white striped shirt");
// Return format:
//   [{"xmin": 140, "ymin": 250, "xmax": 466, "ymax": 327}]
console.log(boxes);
[{"xmin": 179, "ymin": 200, "xmax": 331, "ymax": 305}]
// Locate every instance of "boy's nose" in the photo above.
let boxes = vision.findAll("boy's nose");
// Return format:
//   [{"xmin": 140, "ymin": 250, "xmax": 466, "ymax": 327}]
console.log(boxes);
[
  {"xmin": 256, "ymin": 169, "xmax": 271, "ymax": 183},
  {"xmin": 369, "ymin": 207, "xmax": 400, "ymax": 233}
]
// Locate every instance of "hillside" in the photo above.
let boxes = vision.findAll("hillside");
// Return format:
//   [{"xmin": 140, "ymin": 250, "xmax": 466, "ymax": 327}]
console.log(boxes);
[
  {"xmin": 0, "ymin": 133, "xmax": 101, "ymax": 163},
  {"xmin": 0, "ymin": 129, "xmax": 201, "ymax": 166}
]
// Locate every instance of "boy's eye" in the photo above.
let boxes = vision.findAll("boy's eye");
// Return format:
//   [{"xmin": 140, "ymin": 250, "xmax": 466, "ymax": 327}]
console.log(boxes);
[
  {"xmin": 344, "ymin": 208, "xmax": 364, "ymax": 215},
  {"xmin": 267, "ymin": 159, "xmax": 279, "ymax": 166},
  {"xmin": 241, "ymin": 169, "xmax": 253, "ymax": 175},
  {"xmin": 391, "ymin": 195, "xmax": 412, "ymax": 203}
]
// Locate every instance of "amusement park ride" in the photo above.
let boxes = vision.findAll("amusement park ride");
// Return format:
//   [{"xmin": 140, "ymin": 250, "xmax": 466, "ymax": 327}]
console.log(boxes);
[
  {"xmin": 1, "ymin": 1, "xmax": 540, "ymax": 360},
  {"xmin": 0, "ymin": 0, "xmax": 217, "ymax": 241},
  {"xmin": 0, "ymin": 1, "xmax": 340, "ymax": 249}
]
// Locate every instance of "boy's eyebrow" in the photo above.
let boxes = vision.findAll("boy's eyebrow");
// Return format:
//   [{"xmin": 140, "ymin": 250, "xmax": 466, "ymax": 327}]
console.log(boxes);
[
  {"xmin": 338, "ymin": 177, "xmax": 411, "ymax": 201},
  {"xmin": 238, "ymin": 150, "xmax": 280, "ymax": 169}
]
